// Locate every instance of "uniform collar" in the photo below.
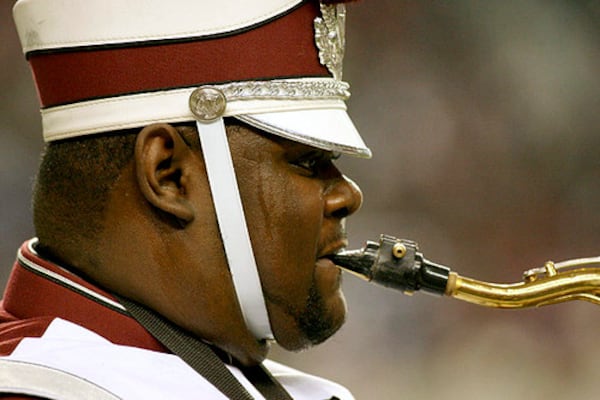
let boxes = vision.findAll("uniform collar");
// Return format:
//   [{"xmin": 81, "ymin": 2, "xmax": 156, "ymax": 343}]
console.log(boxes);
[{"xmin": 2, "ymin": 239, "xmax": 166, "ymax": 352}]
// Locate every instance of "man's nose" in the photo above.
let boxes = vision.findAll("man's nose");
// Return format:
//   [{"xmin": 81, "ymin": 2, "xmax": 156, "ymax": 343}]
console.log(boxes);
[{"xmin": 324, "ymin": 175, "xmax": 363, "ymax": 219}]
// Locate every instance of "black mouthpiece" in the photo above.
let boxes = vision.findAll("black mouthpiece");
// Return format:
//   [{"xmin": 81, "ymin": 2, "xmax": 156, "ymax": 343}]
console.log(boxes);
[{"xmin": 330, "ymin": 234, "xmax": 451, "ymax": 296}]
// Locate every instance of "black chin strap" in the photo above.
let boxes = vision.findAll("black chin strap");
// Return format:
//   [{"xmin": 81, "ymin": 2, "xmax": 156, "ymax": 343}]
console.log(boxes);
[{"xmin": 116, "ymin": 296, "xmax": 293, "ymax": 400}]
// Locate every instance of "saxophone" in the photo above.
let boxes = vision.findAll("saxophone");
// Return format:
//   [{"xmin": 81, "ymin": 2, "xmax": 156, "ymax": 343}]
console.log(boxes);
[{"xmin": 330, "ymin": 234, "xmax": 600, "ymax": 308}]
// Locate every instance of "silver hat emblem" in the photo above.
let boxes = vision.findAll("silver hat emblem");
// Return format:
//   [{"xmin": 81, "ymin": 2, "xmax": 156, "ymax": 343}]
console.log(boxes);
[{"xmin": 314, "ymin": 3, "xmax": 346, "ymax": 81}]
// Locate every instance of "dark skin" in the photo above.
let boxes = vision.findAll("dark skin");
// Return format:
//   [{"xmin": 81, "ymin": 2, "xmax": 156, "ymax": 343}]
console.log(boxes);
[{"xmin": 67, "ymin": 122, "xmax": 363, "ymax": 366}]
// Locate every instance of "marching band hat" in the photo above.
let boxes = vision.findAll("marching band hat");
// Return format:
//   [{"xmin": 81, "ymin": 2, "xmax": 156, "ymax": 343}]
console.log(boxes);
[{"xmin": 13, "ymin": 0, "xmax": 372, "ymax": 158}]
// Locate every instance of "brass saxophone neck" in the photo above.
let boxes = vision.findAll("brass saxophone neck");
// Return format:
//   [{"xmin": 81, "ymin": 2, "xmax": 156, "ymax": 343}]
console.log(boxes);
[
  {"xmin": 331, "ymin": 234, "xmax": 600, "ymax": 308},
  {"xmin": 446, "ymin": 259, "xmax": 600, "ymax": 307}
]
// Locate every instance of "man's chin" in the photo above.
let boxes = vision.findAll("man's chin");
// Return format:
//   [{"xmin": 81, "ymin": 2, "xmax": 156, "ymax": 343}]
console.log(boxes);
[
  {"xmin": 279, "ymin": 320, "xmax": 344, "ymax": 352},
  {"xmin": 297, "ymin": 286, "xmax": 346, "ymax": 346}
]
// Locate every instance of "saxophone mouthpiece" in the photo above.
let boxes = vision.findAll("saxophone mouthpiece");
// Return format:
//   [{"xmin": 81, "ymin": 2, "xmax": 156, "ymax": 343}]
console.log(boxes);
[{"xmin": 330, "ymin": 234, "xmax": 451, "ymax": 296}]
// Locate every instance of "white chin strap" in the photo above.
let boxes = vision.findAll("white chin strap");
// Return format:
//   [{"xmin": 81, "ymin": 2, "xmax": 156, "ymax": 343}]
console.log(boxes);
[{"xmin": 195, "ymin": 117, "xmax": 274, "ymax": 341}]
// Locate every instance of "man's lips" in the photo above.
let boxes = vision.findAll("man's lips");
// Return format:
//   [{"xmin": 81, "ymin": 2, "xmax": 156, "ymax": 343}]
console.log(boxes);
[
  {"xmin": 316, "ymin": 257, "xmax": 337, "ymax": 270},
  {"xmin": 318, "ymin": 239, "xmax": 348, "ymax": 260},
  {"xmin": 315, "ymin": 239, "xmax": 347, "ymax": 290},
  {"xmin": 315, "ymin": 257, "xmax": 343, "ymax": 292}
]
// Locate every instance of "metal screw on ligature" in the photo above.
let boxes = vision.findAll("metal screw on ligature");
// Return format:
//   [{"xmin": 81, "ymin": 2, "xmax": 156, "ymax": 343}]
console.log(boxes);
[
  {"xmin": 189, "ymin": 87, "xmax": 227, "ymax": 122},
  {"xmin": 392, "ymin": 242, "xmax": 407, "ymax": 259}
]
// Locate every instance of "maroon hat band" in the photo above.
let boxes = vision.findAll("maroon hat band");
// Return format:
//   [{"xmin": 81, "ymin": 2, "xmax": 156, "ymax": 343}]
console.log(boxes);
[{"xmin": 28, "ymin": 2, "xmax": 330, "ymax": 108}]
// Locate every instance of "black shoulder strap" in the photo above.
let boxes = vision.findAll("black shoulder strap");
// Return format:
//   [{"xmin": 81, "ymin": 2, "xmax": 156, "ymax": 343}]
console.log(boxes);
[
  {"xmin": 117, "ymin": 296, "xmax": 293, "ymax": 400},
  {"xmin": 241, "ymin": 364, "xmax": 295, "ymax": 400}
]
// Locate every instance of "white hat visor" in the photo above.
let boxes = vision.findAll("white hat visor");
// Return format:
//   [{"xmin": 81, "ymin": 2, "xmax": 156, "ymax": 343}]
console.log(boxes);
[{"xmin": 236, "ymin": 106, "xmax": 371, "ymax": 158}]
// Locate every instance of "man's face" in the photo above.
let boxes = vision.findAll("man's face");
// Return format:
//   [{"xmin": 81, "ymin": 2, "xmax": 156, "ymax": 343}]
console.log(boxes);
[{"xmin": 226, "ymin": 122, "xmax": 363, "ymax": 350}]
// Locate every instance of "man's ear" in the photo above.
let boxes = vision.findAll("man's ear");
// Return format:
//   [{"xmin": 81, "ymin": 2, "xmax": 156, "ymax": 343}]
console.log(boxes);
[{"xmin": 134, "ymin": 123, "xmax": 195, "ymax": 224}]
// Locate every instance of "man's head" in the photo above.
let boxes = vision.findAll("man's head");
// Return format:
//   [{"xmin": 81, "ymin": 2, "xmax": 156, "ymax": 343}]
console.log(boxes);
[
  {"xmin": 15, "ymin": 0, "xmax": 370, "ymax": 365},
  {"xmin": 33, "ymin": 120, "xmax": 362, "ymax": 363}
]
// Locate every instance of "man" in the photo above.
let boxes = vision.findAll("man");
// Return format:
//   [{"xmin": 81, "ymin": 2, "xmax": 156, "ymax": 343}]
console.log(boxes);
[{"xmin": 0, "ymin": 0, "xmax": 369, "ymax": 398}]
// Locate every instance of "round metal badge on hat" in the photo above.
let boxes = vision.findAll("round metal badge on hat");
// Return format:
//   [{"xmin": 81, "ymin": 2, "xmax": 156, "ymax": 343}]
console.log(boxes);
[{"xmin": 189, "ymin": 87, "xmax": 227, "ymax": 122}]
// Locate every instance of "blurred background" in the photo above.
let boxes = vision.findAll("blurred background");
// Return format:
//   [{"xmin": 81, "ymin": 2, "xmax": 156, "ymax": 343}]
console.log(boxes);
[{"xmin": 2, "ymin": 1, "xmax": 599, "ymax": 399}]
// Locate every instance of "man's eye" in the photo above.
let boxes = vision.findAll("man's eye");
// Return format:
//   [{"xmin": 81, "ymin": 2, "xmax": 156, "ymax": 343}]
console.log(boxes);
[
  {"xmin": 296, "ymin": 158, "xmax": 319, "ymax": 171},
  {"xmin": 290, "ymin": 150, "xmax": 340, "ymax": 176},
  {"xmin": 293, "ymin": 157, "xmax": 320, "ymax": 175}
]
